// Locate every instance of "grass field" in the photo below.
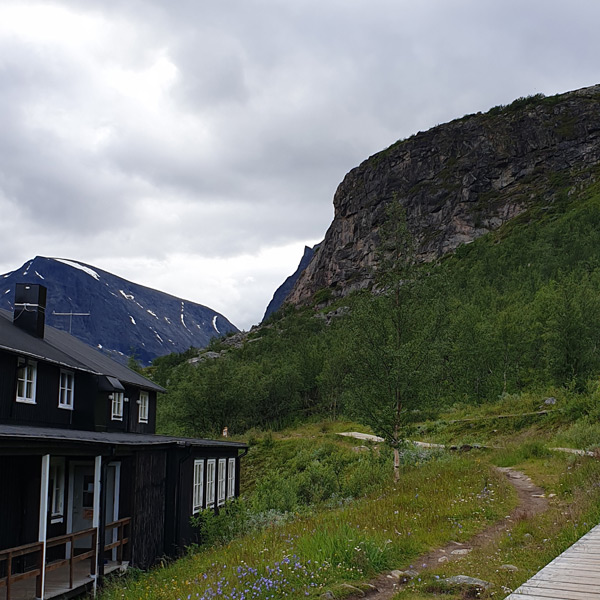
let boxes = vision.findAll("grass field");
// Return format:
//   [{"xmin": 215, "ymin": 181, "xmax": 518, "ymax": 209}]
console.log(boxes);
[{"xmin": 99, "ymin": 401, "xmax": 600, "ymax": 600}]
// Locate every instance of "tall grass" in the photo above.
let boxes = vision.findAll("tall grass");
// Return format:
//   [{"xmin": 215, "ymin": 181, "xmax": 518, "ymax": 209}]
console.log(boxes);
[
  {"xmin": 397, "ymin": 454, "xmax": 600, "ymax": 599},
  {"xmin": 100, "ymin": 456, "xmax": 514, "ymax": 600}
]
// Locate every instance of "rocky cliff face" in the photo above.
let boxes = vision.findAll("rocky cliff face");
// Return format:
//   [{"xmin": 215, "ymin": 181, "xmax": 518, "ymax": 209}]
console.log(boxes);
[{"xmin": 287, "ymin": 84, "xmax": 600, "ymax": 304}]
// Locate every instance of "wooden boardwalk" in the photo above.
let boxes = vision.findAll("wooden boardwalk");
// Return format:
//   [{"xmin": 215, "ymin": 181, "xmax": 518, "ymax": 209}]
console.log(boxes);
[{"xmin": 506, "ymin": 523, "xmax": 600, "ymax": 599}]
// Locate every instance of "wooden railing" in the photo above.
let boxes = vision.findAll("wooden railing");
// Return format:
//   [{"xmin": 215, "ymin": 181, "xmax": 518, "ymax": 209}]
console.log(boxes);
[
  {"xmin": 104, "ymin": 517, "xmax": 131, "ymax": 564},
  {"xmin": 44, "ymin": 527, "xmax": 98, "ymax": 590},
  {"xmin": 0, "ymin": 517, "xmax": 131, "ymax": 600},
  {"xmin": 0, "ymin": 541, "xmax": 44, "ymax": 599}
]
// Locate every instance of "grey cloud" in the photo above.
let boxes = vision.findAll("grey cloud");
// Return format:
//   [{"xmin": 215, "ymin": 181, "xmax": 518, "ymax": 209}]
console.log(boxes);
[{"xmin": 2, "ymin": 0, "xmax": 600, "ymax": 327}]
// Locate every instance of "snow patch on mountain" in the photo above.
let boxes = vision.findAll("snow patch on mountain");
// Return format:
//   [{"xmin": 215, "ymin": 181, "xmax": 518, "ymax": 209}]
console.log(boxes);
[
  {"xmin": 180, "ymin": 302, "xmax": 190, "ymax": 331},
  {"xmin": 23, "ymin": 261, "xmax": 33, "ymax": 275},
  {"xmin": 0, "ymin": 256, "xmax": 239, "ymax": 365},
  {"xmin": 53, "ymin": 258, "xmax": 100, "ymax": 280}
]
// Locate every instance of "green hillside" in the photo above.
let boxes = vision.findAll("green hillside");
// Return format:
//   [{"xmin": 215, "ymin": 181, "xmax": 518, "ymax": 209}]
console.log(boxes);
[{"xmin": 153, "ymin": 170, "xmax": 600, "ymax": 443}]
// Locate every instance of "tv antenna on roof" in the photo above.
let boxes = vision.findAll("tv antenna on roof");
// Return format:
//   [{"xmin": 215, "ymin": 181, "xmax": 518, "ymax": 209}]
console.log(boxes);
[{"xmin": 52, "ymin": 311, "xmax": 91, "ymax": 334}]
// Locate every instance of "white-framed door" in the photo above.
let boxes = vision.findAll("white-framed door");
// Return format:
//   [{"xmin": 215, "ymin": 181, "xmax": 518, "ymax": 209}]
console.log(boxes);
[
  {"xmin": 104, "ymin": 462, "xmax": 121, "ymax": 561},
  {"xmin": 68, "ymin": 462, "xmax": 95, "ymax": 550},
  {"xmin": 67, "ymin": 460, "xmax": 120, "ymax": 554}
]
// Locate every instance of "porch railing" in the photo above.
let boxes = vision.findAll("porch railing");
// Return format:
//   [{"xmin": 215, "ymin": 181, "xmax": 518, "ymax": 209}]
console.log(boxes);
[
  {"xmin": 0, "ymin": 541, "xmax": 44, "ymax": 599},
  {"xmin": 0, "ymin": 517, "xmax": 131, "ymax": 600},
  {"xmin": 104, "ymin": 517, "xmax": 131, "ymax": 564},
  {"xmin": 45, "ymin": 527, "xmax": 98, "ymax": 590}
]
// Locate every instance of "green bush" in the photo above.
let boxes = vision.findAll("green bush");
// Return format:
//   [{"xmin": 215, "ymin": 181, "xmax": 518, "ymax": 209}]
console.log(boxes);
[
  {"xmin": 190, "ymin": 499, "xmax": 249, "ymax": 548},
  {"xmin": 296, "ymin": 460, "xmax": 338, "ymax": 504},
  {"xmin": 493, "ymin": 440, "xmax": 551, "ymax": 467},
  {"xmin": 341, "ymin": 450, "xmax": 390, "ymax": 498},
  {"xmin": 250, "ymin": 469, "xmax": 299, "ymax": 513},
  {"xmin": 553, "ymin": 418, "xmax": 600, "ymax": 451}
]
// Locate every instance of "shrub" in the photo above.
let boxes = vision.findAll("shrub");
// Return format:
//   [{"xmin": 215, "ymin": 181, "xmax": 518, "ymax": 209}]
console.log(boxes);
[
  {"xmin": 341, "ymin": 450, "xmax": 390, "ymax": 498},
  {"xmin": 250, "ymin": 470, "xmax": 299, "ymax": 513},
  {"xmin": 190, "ymin": 499, "xmax": 249, "ymax": 548},
  {"xmin": 493, "ymin": 440, "xmax": 551, "ymax": 467},
  {"xmin": 296, "ymin": 460, "xmax": 338, "ymax": 504}
]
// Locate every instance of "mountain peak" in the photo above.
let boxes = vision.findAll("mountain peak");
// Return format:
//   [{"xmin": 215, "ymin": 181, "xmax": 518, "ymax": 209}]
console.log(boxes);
[{"xmin": 0, "ymin": 256, "xmax": 238, "ymax": 364}]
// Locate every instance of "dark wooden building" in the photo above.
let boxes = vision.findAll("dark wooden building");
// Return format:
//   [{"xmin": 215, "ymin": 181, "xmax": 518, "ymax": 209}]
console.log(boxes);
[{"xmin": 0, "ymin": 284, "xmax": 247, "ymax": 599}]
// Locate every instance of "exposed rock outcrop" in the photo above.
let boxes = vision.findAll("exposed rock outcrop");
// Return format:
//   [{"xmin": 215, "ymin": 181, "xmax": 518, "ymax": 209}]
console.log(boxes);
[
  {"xmin": 262, "ymin": 243, "xmax": 319, "ymax": 321},
  {"xmin": 287, "ymin": 85, "xmax": 600, "ymax": 304}
]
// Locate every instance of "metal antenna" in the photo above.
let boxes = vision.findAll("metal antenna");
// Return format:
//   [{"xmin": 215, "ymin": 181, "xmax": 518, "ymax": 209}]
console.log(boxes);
[{"xmin": 52, "ymin": 311, "xmax": 91, "ymax": 334}]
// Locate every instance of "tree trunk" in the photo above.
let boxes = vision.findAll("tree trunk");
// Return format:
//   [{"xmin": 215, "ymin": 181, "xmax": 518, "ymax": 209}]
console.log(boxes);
[{"xmin": 394, "ymin": 400, "xmax": 401, "ymax": 482}]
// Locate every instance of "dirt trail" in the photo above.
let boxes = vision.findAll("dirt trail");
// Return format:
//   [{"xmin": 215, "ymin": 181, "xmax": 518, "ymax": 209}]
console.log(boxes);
[{"xmin": 343, "ymin": 467, "xmax": 549, "ymax": 600}]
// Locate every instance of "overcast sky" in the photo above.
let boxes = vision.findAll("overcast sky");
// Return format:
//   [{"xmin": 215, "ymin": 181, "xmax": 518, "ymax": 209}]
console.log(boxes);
[{"xmin": 0, "ymin": 1, "xmax": 599, "ymax": 330}]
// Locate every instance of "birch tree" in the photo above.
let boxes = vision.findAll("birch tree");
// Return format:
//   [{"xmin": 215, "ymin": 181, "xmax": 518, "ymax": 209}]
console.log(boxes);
[{"xmin": 343, "ymin": 201, "xmax": 447, "ymax": 481}]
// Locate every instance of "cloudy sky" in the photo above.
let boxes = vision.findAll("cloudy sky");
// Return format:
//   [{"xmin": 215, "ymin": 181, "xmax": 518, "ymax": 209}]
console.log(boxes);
[{"xmin": 0, "ymin": 0, "xmax": 598, "ymax": 329}]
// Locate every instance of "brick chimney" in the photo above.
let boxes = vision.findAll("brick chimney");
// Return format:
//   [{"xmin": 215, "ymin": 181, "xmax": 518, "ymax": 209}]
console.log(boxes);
[{"xmin": 14, "ymin": 283, "xmax": 47, "ymax": 338}]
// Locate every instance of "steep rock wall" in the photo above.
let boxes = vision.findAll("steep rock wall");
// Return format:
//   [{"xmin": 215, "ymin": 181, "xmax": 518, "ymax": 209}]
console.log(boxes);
[{"xmin": 287, "ymin": 85, "xmax": 600, "ymax": 304}]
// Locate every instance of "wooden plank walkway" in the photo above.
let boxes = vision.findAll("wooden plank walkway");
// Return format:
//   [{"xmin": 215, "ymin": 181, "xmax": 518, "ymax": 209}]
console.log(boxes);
[{"xmin": 506, "ymin": 523, "xmax": 600, "ymax": 599}]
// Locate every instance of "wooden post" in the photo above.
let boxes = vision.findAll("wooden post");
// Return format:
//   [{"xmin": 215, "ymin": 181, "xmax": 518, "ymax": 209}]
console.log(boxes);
[
  {"xmin": 7, "ymin": 550, "xmax": 13, "ymax": 600},
  {"xmin": 69, "ymin": 534, "xmax": 74, "ymax": 589},
  {"xmin": 38, "ymin": 455, "xmax": 50, "ymax": 600},
  {"xmin": 90, "ymin": 530, "xmax": 97, "ymax": 576},
  {"xmin": 117, "ymin": 523, "xmax": 123, "ymax": 564}
]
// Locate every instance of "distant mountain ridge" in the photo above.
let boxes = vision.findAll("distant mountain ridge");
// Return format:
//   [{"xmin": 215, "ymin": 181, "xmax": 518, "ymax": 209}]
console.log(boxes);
[
  {"xmin": 0, "ymin": 256, "xmax": 238, "ymax": 365},
  {"xmin": 262, "ymin": 244, "xmax": 319, "ymax": 322}
]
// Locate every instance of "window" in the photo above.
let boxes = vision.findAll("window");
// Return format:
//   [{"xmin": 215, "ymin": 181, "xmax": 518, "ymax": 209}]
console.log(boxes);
[
  {"xmin": 227, "ymin": 458, "xmax": 236, "ymax": 499},
  {"xmin": 217, "ymin": 459, "xmax": 226, "ymax": 506},
  {"xmin": 59, "ymin": 370, "xmax": 74, "ymax": 409},
  {"xmin": 138, "ymin": 391, "xmax": 149, "ymax": 424},
  {"xmin": 193, "ymin": 459, "xmax": 204, "ymax": 514},
  {"xmin": 16, "ymin": 359, "xmax": 36, "ymax": 404},
  {"xmin": 49, "ymin": 458, "xmax": 65, "ymax": 521},
  {"xmin": 206, "ymin": 459, "xmax": 216, "ymax": 507},
  {"xmin": 111, "ymin": 392, "xmax": 124, "ymax": 420}
]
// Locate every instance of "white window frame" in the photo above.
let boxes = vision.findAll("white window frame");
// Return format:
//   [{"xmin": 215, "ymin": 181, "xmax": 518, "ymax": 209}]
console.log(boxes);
[
  {"xmin": 206, "ymin": 459, "xmax": 216, "ymax": 508},
  {"xmin": 111, "ymin": 392, "xmax": 124, "ymax": 421},
  {"xmin": 138, "ymin": 391, "xmax": 149, "ymax": 424},
  {"xmin": 50, "ymin": 458, "xmax": 65, "ymax": 522},
  {"xmin": 227, "ymin": 458, "xmax": 236, "ymax": 499},
  {"xmin": 217, "ymin": 458, "xmax": 226, "ymax": 506},
  {"xmin": 59, "ymin": 370, "xmax": 74, "ymax": 410},
  {"xmin": 192, "ymin": 459, "xmax": 204, "ymax": 514},
  {"xmin": 16, "ymin": 358, "xmax": 37, "ymax": 404}
]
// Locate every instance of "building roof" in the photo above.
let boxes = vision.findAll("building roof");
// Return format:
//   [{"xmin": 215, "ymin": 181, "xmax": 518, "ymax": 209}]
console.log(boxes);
[
  {"xmin": 0, "ymin": 424, "xmax": 247, "ymax": 449},
  {"xmin": 0, "ymin": 309, "xmax": 165, "ymax": 392}
]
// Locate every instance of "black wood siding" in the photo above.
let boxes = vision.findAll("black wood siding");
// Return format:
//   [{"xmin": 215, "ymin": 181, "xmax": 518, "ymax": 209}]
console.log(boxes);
[
  {"xmin": 127, "ymin": 390, "xmax": 157, "ymax": 434},
  {"xmin": 171, "ymin": 448, "xmax": 240, "ymax": 549},
  {"xmin": 0, "ymin": 350, "xmax": 106, "ymax": 431},
  {"xmin": 129, "ymin": 451, "xmax": 166, "ymax": 569},
  {"xmin": 0, "ymin": 351, "xmax": 156, "ymax": 434},
  {"xmin": 0, "ymin": 456, "xmax": 40, "ymax": 550}
]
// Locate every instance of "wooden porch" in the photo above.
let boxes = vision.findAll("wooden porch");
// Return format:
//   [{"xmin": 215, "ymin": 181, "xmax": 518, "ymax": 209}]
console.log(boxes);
[{"xmin": 0, "ymin": 518, "xmax": 130, "ymax": 600}]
